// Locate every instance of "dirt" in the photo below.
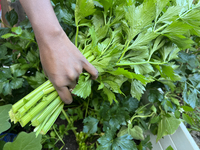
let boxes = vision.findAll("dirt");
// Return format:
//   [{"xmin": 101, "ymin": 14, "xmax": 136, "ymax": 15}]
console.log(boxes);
[{"xmin": 55, "ymin": 119, "xmax": 83, "ymax": 150}]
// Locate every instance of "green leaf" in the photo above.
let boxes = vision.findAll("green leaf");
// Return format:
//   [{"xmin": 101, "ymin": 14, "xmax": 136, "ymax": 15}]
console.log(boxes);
[
  {"xmin": 182, "ymin": 9, "xmax": 200, "ymax": 26},
  {"xmin": 112, "ymin": 134, "xmax": 137, "ymax": 150},
  {"xmin": 164, "ymin": 34, "xmax": 194, "ymax": 49},
  {"xmin": 75, "ymin": 0, "xmax": 96, "ymax": 25},
  {"xmin": 10, "ymin": 78, "xmax": 24, "ymax": 89},
  {"xmin": 83, "ymin": 116, "xmax": 99, "ymax": 134},
  {"xmin": 54, "ymin": 4, "xmax": 75, "ymax": 26},
  {"xmin": 3, "ymin": 42, "xmax": 22, "ymax": 51},
  {"xmin": 156, "ymin": 114, "xmax": 181, "ymax": 142},
  {"xmin": 3, "ymin": 132, "xmax": 42, "ymax": 150},
  {"xmin": 103, "ymin": 86, "xmax": 117, "ymax": 104},
  {"xmin": 125, "ymin": 0, "xmax": 156, "ymax": 41},
  {"xmin": 96, "ymin": 0, "xmax": 113, "ymax": 13},
  {"xmin": 108, "ymin": 68, "xmax": 133, "ymax": 79},
  {"xmin": 0, "ymin": 104, "xmax": 12, "ymax": 134},
  {"xmin": 72, "ymin": 73, "xmax": 92, "ymax": 99},
  {"xmin": 156, "ymin": 0, "xmax": 170, "ymax": 20},
  {"xmin": 117, "ymin": 126, "xmax": 128, "ymax": 137},
  {"xmin": 1, "ymin": 33, "xmax": 17, "ymax": 39},
  {"xmin": 26, "ymin": 50, "xmax": 39, "ymax": 64},
  {"xmin": 161, "ymin": 21, "xmax": 192, "ymax": 35},
  {"xmin": 183, "ymin": 83, "xmax": 198, "ymax": 108},
  {"xmin": 0, "ymin": 28, "xmax": 11, "ymax": 38},
  {"xmin": 97, "ymin": 130, "xmax": 114, "ymax": 150},
  {"xmin": 166, "ymin": 145, "xmax": 174, "ymax": 150},
  {"xmin": 182, "ymin": 113, "xmax": 194, "ymax": 125},
  {"xmin": 128, "ymin": 125, "xmax": 144, "ymax": 140},
  {"xmin": 137, "ymin": 135, "xmax": 152, "ymax": 150},
  {"xmin": 11, "ymin": 26, "xmax": 22, "ymax": 35},
  {"xmin": 24, "ymin": 72, "xmax": 46, "ymax": 89},
  {"xmin": 157, "ymin": 6, "xmax": 182, "ymax": 24},
  {"xmin": 122, "ymin": 97, "xmax": 139, "ymax": 113},
  {"xmin": 3, "ymin": 82, "xmax": 12, "ymax": 96},
  {"xmin": 0, "ymin": 45, "xmax": 7, "ymax": 60},
  {"xmin": 131, "ymin": 80, "xmax": 145, "ymax": 100},
  {"xmin": 181, "ymin": 106, "xmax": 194, "ymax": 112},
  {"xmin": 5, "ymin": 9, "xmax": 18, "ymax": 27},
  {"xmin": 175, "ymin": 110, "xmax": 180, "ymax": 119}
]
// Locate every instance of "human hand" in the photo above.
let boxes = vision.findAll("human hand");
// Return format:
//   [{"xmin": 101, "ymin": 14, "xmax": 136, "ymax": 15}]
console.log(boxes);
[{"xmin": 37, "ymin": 30, "xmax": 98, "ymax": 104}]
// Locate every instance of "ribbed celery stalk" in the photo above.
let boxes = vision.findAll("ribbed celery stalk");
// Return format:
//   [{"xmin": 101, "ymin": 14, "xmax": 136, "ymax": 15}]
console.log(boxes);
[
  {"xmin": 40, "ymin": 103, "xmax": 64, "ymax": 135},
  {"xmin": 35, "ymin": 102, "xmax": 63, "ymax": 136},
  {"xmin": 15, "ymin": 91, "xmax": 44, "ymax": 120},
  {"xmin": 19, "ymin": 91, "xmax": 58, "ymax": 127},
  {"xmin": 42, "ymin": 86, "xmax": 55, "ymax": 95},
  {"xmin": 32, "ymin": 96, "xmax": 62, "ymax": 126},
  {"xmin": 12, "ymin": 80, "xmax": 51, "ymax": 113}
]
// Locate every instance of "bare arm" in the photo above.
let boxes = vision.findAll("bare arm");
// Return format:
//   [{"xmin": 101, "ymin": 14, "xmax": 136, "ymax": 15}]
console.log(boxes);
[{"xmin": 19, "ymin": 0, "xmax": 98, "ymax": 104}]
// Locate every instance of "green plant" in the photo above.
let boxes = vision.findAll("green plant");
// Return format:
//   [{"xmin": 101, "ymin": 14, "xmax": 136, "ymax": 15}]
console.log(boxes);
[{"xmin": 1, "ymin": 0, "xmax": 200, "ymax": 149}]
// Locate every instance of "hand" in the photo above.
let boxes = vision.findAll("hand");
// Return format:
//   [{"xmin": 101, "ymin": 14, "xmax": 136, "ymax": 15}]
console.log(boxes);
[{"xmin": 37, "ymin": 30, "xmax": 98, "ymax": 104}]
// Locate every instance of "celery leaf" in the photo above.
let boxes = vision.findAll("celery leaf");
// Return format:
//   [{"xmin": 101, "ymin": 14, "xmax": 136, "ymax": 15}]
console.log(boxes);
[{"xmin": 72, "ymin": 73, "xmax": 92, "ymax": 99}]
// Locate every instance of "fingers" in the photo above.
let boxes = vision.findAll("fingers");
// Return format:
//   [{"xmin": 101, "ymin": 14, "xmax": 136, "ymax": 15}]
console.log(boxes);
[
  {"xmin": 55, "ymin": 86, "xmax": 73, "ymax": 104},
  {"xmin": 82, "ymin": 60, "xmax": 98, "ymax": 80}
]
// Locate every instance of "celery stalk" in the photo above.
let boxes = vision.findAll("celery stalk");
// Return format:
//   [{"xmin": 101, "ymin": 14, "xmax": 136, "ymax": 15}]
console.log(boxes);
[
  {"xmin": 43, "ymin": 86, "xmax": 55, "ymax": 95},
  {"xmin": 19, "ymin": 91, "xmax": 58, "ymax": 127},
  {"xmin": 12, "ymin": 80, "xmax": 51, "ymax": 113},
  {"xmin": 40, "ymin": 103, "xmax": 64, "ymax": 135},
  {"xmin": 16, "ymin": 91, "xmax": 44, "ymax": 120},
  {"xmin": 32, "ymin": 96, "xmax": 62, "ymax": 126},
  {"xmin": 35, "ymin": 101, "xmax": 62, "ymax": 136}
]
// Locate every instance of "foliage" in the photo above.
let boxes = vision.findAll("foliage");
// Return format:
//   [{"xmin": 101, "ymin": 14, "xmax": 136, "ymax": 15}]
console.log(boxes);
[
  {"xmin": 0, "ymin": 0, "xmax": 200, "ymax": 149},
  {"xmin": 3, "ymin": 132, "xmax": 42, "ymax": 150}
]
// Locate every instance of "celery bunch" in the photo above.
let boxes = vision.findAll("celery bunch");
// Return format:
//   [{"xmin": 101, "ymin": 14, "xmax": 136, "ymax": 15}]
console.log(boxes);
[{"xmin": 9, "ymin": 80, "xmax": 64, "ymax": 136}]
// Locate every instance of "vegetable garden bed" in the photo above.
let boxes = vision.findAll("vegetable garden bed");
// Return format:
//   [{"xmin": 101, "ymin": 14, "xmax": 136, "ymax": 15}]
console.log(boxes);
[{"xmin": 1, "ymin": 0, "xmax": 200, "ymax": 149}]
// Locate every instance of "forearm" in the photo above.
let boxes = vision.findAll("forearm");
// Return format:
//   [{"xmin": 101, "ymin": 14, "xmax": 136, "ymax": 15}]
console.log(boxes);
[{"xmin": 19, "ymin": 0, "xmax": 63, "ymax": 41}]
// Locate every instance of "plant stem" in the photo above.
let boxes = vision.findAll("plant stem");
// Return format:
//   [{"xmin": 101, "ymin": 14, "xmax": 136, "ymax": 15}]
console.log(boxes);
[
  {"xmin": 75, "ymin": 25, "xmax": 79, "ymax": 47},
  {"xmin": 154, "ymin": 23, "xmax": 169, "ymax": 33},
  {"xmin": 62, "ymin": 109, "xmax": 77, "ymax": 135},
  {"xmin": 116, "ymin": 61, "xmax": 167, "ymax": 66},
  {"xmin": 85, "ymin": 98, "xmax": 90, "ymax": 118},
  {"xmin": 130, "ymin": 112, "xmax": 155, "ymax": 123},
  {"xmin": 117, "ymin": 41, "xmax": 130, "ymax": 63}
]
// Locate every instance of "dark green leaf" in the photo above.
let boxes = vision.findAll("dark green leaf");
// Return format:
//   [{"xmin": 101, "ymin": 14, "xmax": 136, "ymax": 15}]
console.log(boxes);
[
  {"xmin": 10, "ymin": 78, "xmax": 24, "ymax": 89},
  {"xmin": 112, "ymin": 134, "xmax": 137, "ymax": 150},
  {"xmin": 24, "ymin": 72, "xmax": 46, "ymax": 89},
  {"xmin": 0, "ymin": 45, "xmax": 7, "ymax": 60},
  {"xmin": 83, "ymin": 116, "xmax": 99, "ymax": 134},
  {"xmin": 5, "ymin": 9, "xmax": 18, "ymax": 27},
  {"xmin": 3, "ymin": 81, "xmax": 12, "ymax": 96}
]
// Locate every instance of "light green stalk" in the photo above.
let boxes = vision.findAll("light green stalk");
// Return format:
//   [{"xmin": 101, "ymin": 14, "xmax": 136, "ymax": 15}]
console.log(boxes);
[
  {"xmin": 32, "ymin": 96, "xmax": 62, "ymax": 126},
  {"xmin": 12, "ymin": 80, "xmax": 51, "ymax": 113},
  {"xmin": 35, "ymin": 101, "xmax": 62, "ymax": 137},
  {"xmin": 19, "ymin": 91, "xmax": 58, "ymax": 127},
  {"xmin": 40, "ymin": 103, "xmax": 64, "ymax": 135}
]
